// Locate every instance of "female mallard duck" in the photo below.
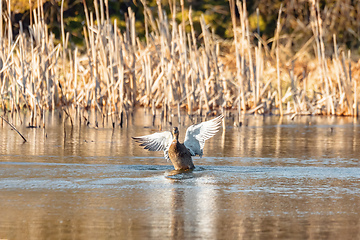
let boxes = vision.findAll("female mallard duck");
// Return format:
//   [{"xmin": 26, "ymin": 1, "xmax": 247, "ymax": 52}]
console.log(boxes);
[{"xmin": 132, "ymin": 115, "xmax": 224, "ymax": 170}]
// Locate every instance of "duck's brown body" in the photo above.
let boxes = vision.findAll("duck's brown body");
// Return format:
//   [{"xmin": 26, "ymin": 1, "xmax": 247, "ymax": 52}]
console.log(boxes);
[
  {"xmin": 168, "ymin": 127, "xmax": 195, "ymax": 170},
  {"xmin": 168, "ymin": 139, "xmax": 195, "ymax": 170}
]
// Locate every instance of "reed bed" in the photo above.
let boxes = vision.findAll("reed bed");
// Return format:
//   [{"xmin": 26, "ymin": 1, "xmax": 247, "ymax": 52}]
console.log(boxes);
[{"xmin": 0, "ymin": 0, "xmax": 359, "ymax": 128}]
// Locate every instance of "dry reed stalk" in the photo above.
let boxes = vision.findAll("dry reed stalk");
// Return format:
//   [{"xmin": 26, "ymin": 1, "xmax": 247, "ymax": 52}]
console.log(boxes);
[
  {"xmin": 236, "ymin": 0, "xmax": 247, "ymax": 113},
  {"xmin": 333, "ymin": 34, "xmax": 343, "ymax": 101},
  {"xmin": 0, "ymin": 0, "xmax": 359, "ymax": 125},
  {"xmin": 354, "ymin": 78, "xmax": 358, "ymax": 117},
  {"xmin": 245, "ymin": 13, "xmax": 255, "ymax": 109},
  {"xmin": 199, "ymin": 16, "xmax": 211, "ymax": 113},
  {"xmin": 61, "ymin": 0, "xmax": 66, "ymax": 92},
  {"xmin": 229, "ymin": 0, "xmax": 244, "ymax": 119},
  {"xmin": 310, "ymin": 0, "xmax": 335, "ymax": 115},
  {"xmin": 275, "ymin": 4, "xmax": 283, "ymax": 116},
  {"xmin": 188, "ymin": 7, "xmax": 198, "ymax": 113},
  {"xmin": 129, "ymin": 8, "xmax": 137, "ymax": 106},
  {"xmin": 339, "ymin": 51, "xmax": 352, "ymax": 115},
  {"xmin": 0, "ymin": 0, "xmax": 2, "ymax": 40},
  {"xmin": 255, "ymin": 43, "xmax": 262, "ymax": 106},
  {"xmin": 348, "ymin": 50, "xmax": 354, "ymax": 116},
  {"xmin": 7, "ymin": 0, "xmax": 12, "ymax": 52}
]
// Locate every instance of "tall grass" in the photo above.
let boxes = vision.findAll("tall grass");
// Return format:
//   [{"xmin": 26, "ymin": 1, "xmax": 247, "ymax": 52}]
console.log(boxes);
[{"xmin": 0, "ymin": 0, "xmax": 359, "ymax": 127}]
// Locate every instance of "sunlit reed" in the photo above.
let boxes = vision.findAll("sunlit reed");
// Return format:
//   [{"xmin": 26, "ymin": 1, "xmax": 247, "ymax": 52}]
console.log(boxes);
[{"xmin": 0, "ymin": 0, "xmax": 358, "ymax": 128}]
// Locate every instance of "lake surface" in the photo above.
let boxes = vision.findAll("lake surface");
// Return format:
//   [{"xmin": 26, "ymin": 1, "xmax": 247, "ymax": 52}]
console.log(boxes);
[{"xmin": 1, "ymin": 110, "xmax": 360, "ymax": 239}]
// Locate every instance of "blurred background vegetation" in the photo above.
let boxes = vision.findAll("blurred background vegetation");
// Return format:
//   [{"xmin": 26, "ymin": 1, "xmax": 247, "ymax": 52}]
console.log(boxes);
[{"xmin": 7, "ymin": 0, "xmax": 360, "ymax": 56}]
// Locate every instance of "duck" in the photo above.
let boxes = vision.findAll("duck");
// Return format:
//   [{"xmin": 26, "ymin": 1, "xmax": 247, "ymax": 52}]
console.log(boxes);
[{"xmin": 132, "ymin": 115, "xmax": 224, "ymax": 170}]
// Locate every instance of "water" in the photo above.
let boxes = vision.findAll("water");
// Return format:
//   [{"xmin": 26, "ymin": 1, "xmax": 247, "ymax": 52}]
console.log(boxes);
[{"xmin": 1, "ymin": 111, "xmax": 360, "ymax": 239}]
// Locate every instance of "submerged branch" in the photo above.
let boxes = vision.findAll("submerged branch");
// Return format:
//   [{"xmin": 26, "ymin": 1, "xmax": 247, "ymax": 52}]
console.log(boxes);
[{"xmin": 0, "ymin": 116, "xmax": 27, "ymax": 142}]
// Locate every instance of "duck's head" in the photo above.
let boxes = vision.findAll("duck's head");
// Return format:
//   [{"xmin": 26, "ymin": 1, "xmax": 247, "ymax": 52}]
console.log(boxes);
[{"xmin": 172, "ymin": 127, "xmax": 179, "ymax": 140}]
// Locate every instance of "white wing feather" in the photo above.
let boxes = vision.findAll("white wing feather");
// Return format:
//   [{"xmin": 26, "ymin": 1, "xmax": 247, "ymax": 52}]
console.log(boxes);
[
  {"xmin": 132, "ymin": 131, "xmax": 173, "ymax": 161},
  {"xmin": 183, "ymin": 115, "xmax": 224, "ymax": 157}
]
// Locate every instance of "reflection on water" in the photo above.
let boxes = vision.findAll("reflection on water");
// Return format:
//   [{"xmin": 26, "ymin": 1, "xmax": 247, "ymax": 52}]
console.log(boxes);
[{"xmin": 1, "ymin": 110, "xmax": 360, "ymax": 239}]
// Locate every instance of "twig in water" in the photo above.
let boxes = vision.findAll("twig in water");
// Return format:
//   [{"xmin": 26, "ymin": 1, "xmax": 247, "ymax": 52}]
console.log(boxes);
[{"xmin": 0, "ymin": 116, "xmax": 27, "ymax": 142}]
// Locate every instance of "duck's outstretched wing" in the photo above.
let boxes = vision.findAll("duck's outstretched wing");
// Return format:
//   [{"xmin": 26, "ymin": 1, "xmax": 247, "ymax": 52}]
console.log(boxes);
[
  {"xmin": 184, "ymin": 115, "xmax": 224, "ymax": 157},
  {"xmin": 132, "ymin": 131, "xmax": 173, "ymax": 161}
]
